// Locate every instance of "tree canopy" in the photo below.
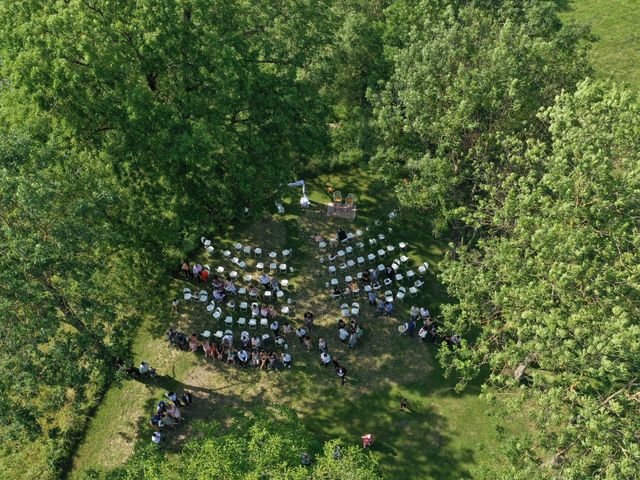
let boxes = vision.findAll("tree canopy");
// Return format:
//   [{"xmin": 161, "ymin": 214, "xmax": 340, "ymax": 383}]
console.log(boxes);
[{"xmin": 438, "ymin": 80, "xmax": 640, "ymax": 478}]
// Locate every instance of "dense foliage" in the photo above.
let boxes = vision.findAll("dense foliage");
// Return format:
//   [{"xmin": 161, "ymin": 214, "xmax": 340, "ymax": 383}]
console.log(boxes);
[
  {"xmin": 81, "ymin": 407, "xmax": 381, "ymax": 480},
  {"xmin": 439, "ymin": 81, "xmax": 640, "ymax": 478},
  {"xmin": 0, "ymin": 0, "xmax": 637, "ymax": 479},
  {"xmin": 371, "ymin": 0, "xmax": 592, "ymax": 231}
]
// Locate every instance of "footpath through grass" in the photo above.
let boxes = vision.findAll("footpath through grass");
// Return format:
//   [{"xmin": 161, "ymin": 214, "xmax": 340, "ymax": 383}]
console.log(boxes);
[
  {"xmin": 71, "ymin": 167, "xmax": 517, "ymax": 479},
  {"xmin": 559, "ymin": 0, "xmax": 640, "ymax": 89}
]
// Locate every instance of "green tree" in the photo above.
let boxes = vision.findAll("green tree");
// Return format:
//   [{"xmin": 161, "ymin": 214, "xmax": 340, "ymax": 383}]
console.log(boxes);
[
  {"xmin": 101, "ymin": 407, "xmax": 381, "ymax": 480},
  {"xmin": 438, "ymin": 80, "xmax": 640, "ymax": 478},
  {"xmin": 371, "ymin": 0, "xmax": 592, "ymax": 232}
]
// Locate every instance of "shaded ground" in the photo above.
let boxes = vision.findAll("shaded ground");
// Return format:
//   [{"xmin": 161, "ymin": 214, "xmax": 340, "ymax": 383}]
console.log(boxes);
[{"xmin": 70, "ymin": 168, "xmax": 516, "ymax": 479}]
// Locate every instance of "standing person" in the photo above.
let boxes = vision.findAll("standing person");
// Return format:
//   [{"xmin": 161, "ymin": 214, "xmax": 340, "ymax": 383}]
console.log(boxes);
[
  {"xmin": 152, "ymin": 431, "xmax": 162, "ymax": 445},
  {"xmin": 400, "ymin": 398, "xmax": 410, "ymax": 412},
  {"xmin": 348, "ymin": 331, "xmax": 358, "ymax": 349},
  {"xmin": 336, "ymin": 365, "xmax": 347, "ymax": 385},
  {"xmin": 200, "ymin": 267, "xmax": 209, "ymax": 283},
  {"xmin": 338, "ymin": 326, "xmax": 349, "ymax": 343},
  {"xmin": 318, "ymin": 337, "xmax": 328, "ymax": 353},
  {"xmin": 181, "ymin": 391, "xmax": 193, "ymax": 406},
  {"xmin": 410, "ymin": 305, "xmax": 419, "ymax": 320},
  {"xmin": 303, "ymin": 336, "xmax": 312, "ymax": 351},
  {"xmin": 281, "ymin": 351, "xmax": 292, "ymax": 368},
  {"xmin": 172, "ymin": 298, "xmax": 179, "ymax": 313},
  {"xmin": 320, "ymin": 351, "xmax": 331, "ymax": 367},
  {"xmin": 296, "ymin": 327, "xmax": 307, "ymax": 344},
  {"xmin": 304, "ymin": 311, "xmax": 314, "ymax": 331},
  {"xmin": 361, "ymin": 434, "xmax": 374, "ymax": 448},
  {"xmin": 407, "ymin": 318, "xmax": 416, "ymax": 337},
  {"xmin": 376, "ymin": 297, "xmax": 385, "ymax": 315}
]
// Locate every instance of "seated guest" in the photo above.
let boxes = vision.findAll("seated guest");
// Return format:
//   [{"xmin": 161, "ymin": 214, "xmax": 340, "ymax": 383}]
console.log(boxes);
[
  {"xmin": 202, "ymin": 340, "xmax": 213, "ymax": 357},
  {"xmin": 222, "ymin": 332, "xmax": 233, "ymax": 346},
  {"xmin": 420, "ymin": 307, "xmax": 430, "ymax": 319},
  {"xmin": 337, "ymin": 228, "xmax": 347, "ymax": 242},
  {"xmin": 251, "ymin": 302, "xmax": 260, "ymax": 317},
  {"xmin": 260, "ymin": 351, "xmax": 269, "ymax": 370},
  {"xmin": 200, "ymin": 268, "xmax": 209, "ymax": 283},
  {"xmin": 362, "ymin": 270, "xmax": 370, "ymax": 283},
  {"xmin": 332, "ymin": 286, "xmax": 342, "ymax": 297},
  {"xmin": 410, "ymin": 305, "xmax": 420, "ymax": 320},
  {"xmin": 212, "ymin": 276, "xmax": 223, "ymax": 289},
  {"xmin": 249, "ymin": 285, "xmax": 260, "ymax": 298},
  {"xmin": 268, "ymin": 352, "xmax": 278, "ymax": 370},
  {"xmin": 281, "ymin": 352, "xmax": 292, "ymax": 368},
  {"xmin": 267, "ymin": 305, "xmax": 277, "ymax": 318},
  {"xmin": 251, "ymin": 350, "xmax": 261, "ymax": 368},
  {"xmin": 370, "ymin": 268, "xmax": 378, "ymax": 281},
  {"xmin": 251, "ymin": 336, "xmax": 261, "ymax": 350},
  {"xmin": 418, "ymin": 326, "xmax": 429, "ymax": 342},
  {"xmin": 226, "ymin": 347, "xmax": 236, "ymax": 364},
  {"xmin": 270, "ymin": 320, "xmax": 279, "ymax": 334},
  {"xmin": 368, "ymin": 290, "xmax": 376, "ymax": 306},
  {"xmin": 296, "ymin": 327, "xmax": 307, "ymax": 343},
  {"xmin": 312, "ymin": 233, "xmax": 324, "ymax": 242},
  {"xmin": 211, "ymin": 342, "xmax": 222, "ymax": 361},
  {"xmin": 282, "ymin": 321, "xmax": 293, "ymax": 335},
  {"xmin": 328, "ymin": 252, "xmax": 338, "ymax": 262},
  {"xmin": 318, "ymin": 338, "xmax": 328, "ymax": 352},
  {"xmin": 225, "ymin": 280, "xmax": 237, "ymax": 294},
  {"xmin": 259, "ymin": 273, "xmax": 270, "ymax": 286},
  {"xmin": 213, "ymin": 289, "xmax": 226, "ymax": 301},
  {"xmin": 260, "ymin": 303, "xmax": 269, "ymax": 317},
  {"xmin": 337, "ymin": 318, "xmax": 346, "ymax": 329},
  {"xmin": 384, "ymin": 301, "xmax": 394, "ymax": 316},
  {"xmin": 386, "ymin": 265, "xmax": 396, "ymax": 278},
  {"xmin": 237, "ymin": 349, "xmax": 249, "ymax": 367},
  {"xmin": 188, "ymin": 333, "xmax": 199, "ymax": 352},
  {"xmin": 270, "ymin": 276, "xmax": 280, "ymax": 291}
]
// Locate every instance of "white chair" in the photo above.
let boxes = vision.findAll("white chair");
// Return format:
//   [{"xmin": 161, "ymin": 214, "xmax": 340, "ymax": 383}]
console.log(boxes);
[
  {"xmin": 264, "ymin": 290, "xmax": 273, "ymax": 302},
  {"xmin": 227, "ymin": 300, "xmax": 236, "ymax": 310},
  {"xmin": 369, "ymin": 238, "xmax": 377, "ymax": 247},
  {"xmin": 201, "ymin": 236, "xmax": 208, "ymax": 245},
  {"xmin": 249, "ymin": 289, "xmax": 259, "ymax": 300},
  {"xmin": 202, "ymin": 330, "xmax": 211, "ymax": 339},
  {"xmin": 260, "ymin": 317, "xmax": 269, "ymax": 328},
  {"xmin": 345, "ymin": 246, "xmax": 353, "ymax": 255},
  {"xmin": 206, "ymin": 246, "xmax": 214, "ymax": 253},
  {"xmin": 409, "ymin": 286, "xmax": 418, "ymax": 297},
  {"xmin": 282, "ymin": 249, "xmax": 291, "ymax": 259},
  {"xmin": 377, "ymin": 234, "xmax": 385, "ymax": 241},
  {"xmin": 357, "ymin": 256, "xmax": 365, "ymax": 267},
  {"xmin": 384, "ymin": 290, "xmax": 394, "ymax": 302},
  {"xmin": 183, "ymin": 288, "xmax": 192, "ymax": 301},
  {"xmin": 377, "ymin": 264, "xmax": 386, "ymax": 272},
  {"xmin": 279, "ymin": 264, "xmax": 287, "ymax": 274},
  {"xmin": 384, "ymin": 278, "xmax": 393, "ymax": 287},
  {"xmin": 355, "ymin": 229, "xmax": 363, "ymax": 237},
  {"xmin": 237, "ymin": 317, "xmax": 247, "ymax": 327},
  {"xmin": 395, "ymin": 273, "xmax": 404, "ymax": 284},
  {"xmin": 392, "ymin": 262, "xmax": 400, "ymax": 271},
  {"xmin": 281, "ymin": 279, "xmax": 289, "ymax": 290},
  {"xmin": 213, "ymin": 308, "xmax": 223, "ymax": 320},
  {"xmin": 225, "ymin": 329, "xmax": 233, "ymax": 336},
  {"xmin": 337, "ymin": 250, "xmax": 346, "ymax": 261},
  {"xmin": 242, "ymin": 246, "xmax": 251, "ymax": 256},
  {"xmin": 243, "ymin": 274, "xmax": 253, "ymax": 283},
  {"xmin": 223, "ymin": 250, "xmax": 231, "ymax": 258},
  {"xmin": 377, "ymin": 249, "xmax": 386, "ymax": 259},
  {"xmin": 231, "ymin": 256, "xmax": 240, "ymax": 265},
  {"xmin": 351, "ymin": 302, "xmax": 360, "ymax": 316},
  {"xmin": 234, "ymin": 242, "xmax": 242, "ymax": 253},
  {"xmin": 346, "ymin": 259, "xmax": 355, "ymax": 270},
  {"xmin": 269, "ymin": 251, "xmax": 277, "ymax": 260},
  {"xmin": 330, "ymin": 278, "xmax": 339, "ymax": 286},
  {"xmin": 364, "ymin": 285, "xmax": 372, "ymax": 293},
  {"xmin": 387, "ymin": 245, "xmax": 396, "ymax": 254},
  {"xmin": 345, "ymin": 275, "xmax": 353, "ymax": 284},
  {"xmin": 254, "ymin": 248, "xmax": 262, "ymax": 258},
  {"xmin": 237, "ymin": 260, "xmax": 247, "ymax": 270},
  {"xmin": 268, "ymin": 263, "xmax": 276, "ymax": 273},
  {"xmin": 319, "ymin": 241, "xmax": 327, "ymax": 251},
  {"xmin": 418, "ymin": 264, "xmax": 428, "ymax": 277},
  {"xmin": 356, "ymin": 271, "xmax": 363, "ymax": 280},
  {"xmin": 396, "ymin": 287, "xmax": 406, "ymax": 303},
  {"xmin": 198, "ymin": 290, "xmax": 208, "ymax": 302},
  {"xmin": 239, "ymin": 301, "xmax": 248, "ymax": 312},
  {"xmin": 339, "ymin": 263, "xmax": 348, "ymax": 273},
  {"xmin": 406, "ymin": 270, "xmax": 415, "ymax": 282},
  {"xmin": 399, "ymin": 242, "xmax": 408, "ymax": 251},
  {"xmin": 249, "ymin": 318, "xmax": 257, "ymax": 329},
  {"xmin": 356, "ymin": 241, "xmax": 364, "ymax": 250},
  {"xmin": 281, "ymin": 306, "xmax": 291, "ymax": 316},
  {"xmin": 225, "ymin": 316, "xmax": 233, "ymax": 327},
  {"xmin": 206, "ymin": 303, "xmax": 215, "ymax": 312},
  {"xmin": 229, "ymin": 270, "xmax": 238, "ymax": 280},
  {"xmin": 400, "ymin": 255, "xmax": 409, "ymax": 264},
  {"xmin": 238, "ymin": 287, "xmax": 247, "ymax": 297},
  {"xmin": 216, "ymin": 266, "xmax": 225, "ymax": 274},
  {"xmin": 276, "ymin": 290, "xmax": 285, "ymax": 301},
  {"xmin": 341, "ymin": 304, "xmax": 350, "ymax": 316},
  {"xmin": 215, "ymin": 330, "xmax": 224, "ymax": 338},
  {"xmin": 414, "ymin": 279, "xmax": 425, "ymax": 289},
  {"xmin": 367, "ymin": 253, "xmax": 376, "ymax": 264},
  {"xmin": 257, "ymin": 262, "xmax": 264, "ymax": 271}
]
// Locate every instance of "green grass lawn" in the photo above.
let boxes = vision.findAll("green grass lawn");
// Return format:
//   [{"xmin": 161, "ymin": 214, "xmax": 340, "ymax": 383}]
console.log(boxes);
[
  {"xmin": 70, "ymin": 167, "xmax": 518, "ymax": 479},
  {"xmin": 559, "ymin": 0, "xmax": 640, "ymax": 88}
]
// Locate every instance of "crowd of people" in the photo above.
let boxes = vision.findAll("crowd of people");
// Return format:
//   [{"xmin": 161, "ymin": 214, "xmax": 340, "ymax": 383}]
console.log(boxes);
[{"xmin": 149, "ymin": 390, "xmax": 194, "ymax": 445}]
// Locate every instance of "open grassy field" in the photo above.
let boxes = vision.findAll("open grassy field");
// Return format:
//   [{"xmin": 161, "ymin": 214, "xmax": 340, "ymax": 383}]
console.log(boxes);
[
  {"xmin": 559, "ymin": 0, "xmax": 640, "ymax": 88},
  {"xmin": 70, "ymin": 167, "xmax": 518, "ymax": 479}
]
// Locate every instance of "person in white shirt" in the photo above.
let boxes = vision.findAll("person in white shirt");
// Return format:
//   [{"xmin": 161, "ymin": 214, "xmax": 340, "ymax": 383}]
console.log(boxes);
[
  {"xmin": 152, "ymin": 431, "xmax": 161, "ymax": 444},
  {"xmin": 420, "ymin": 307, "xmax": 430, "ymax": 319},
  {"xmin": 296, "ymin": 327, "xmax": 307, "ymax": 343},
  {"xmin": 338, "ymin": 328, "xmax": 349, "ymax": 343},
  {"xmin": 410, "ymin": 305, "xmax": 420, "ymax": 320},
  {"xmin": 281, "ymin": 352, "xmax": 292, "ymax": 368},
  {"xmin": 320, "ymin": 352, "xmax": 331, "ymax": 367},
  {"xmin": 237, "ymin": 349, "xmax": 249, "ymax": 366},
  {"xmin": 270, "ymin": 320, "xmax": 279, "ymax": 334}
]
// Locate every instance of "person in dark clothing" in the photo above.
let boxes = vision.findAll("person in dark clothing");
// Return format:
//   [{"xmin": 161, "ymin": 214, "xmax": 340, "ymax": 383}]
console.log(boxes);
[
  {"xmin": 407, "ymin": 319, "xmax": 416, "ymax": 337},
  {"xmin": 181, "ymin": 391, "xmax": 193, "ymax": 406},
  {"xmin": 336, "ymin": 365, "xmax": 347, "ymax": 385}
]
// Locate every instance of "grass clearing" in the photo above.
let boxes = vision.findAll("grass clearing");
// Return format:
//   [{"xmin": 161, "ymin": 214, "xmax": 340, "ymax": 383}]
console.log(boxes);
[
  {"xmin": 70, "ymin": 167, "xmax": 519, "ymax": 479},
  {"xmin": 559, "ymin": 0, "xmax": 640, "ymax": 89}
]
